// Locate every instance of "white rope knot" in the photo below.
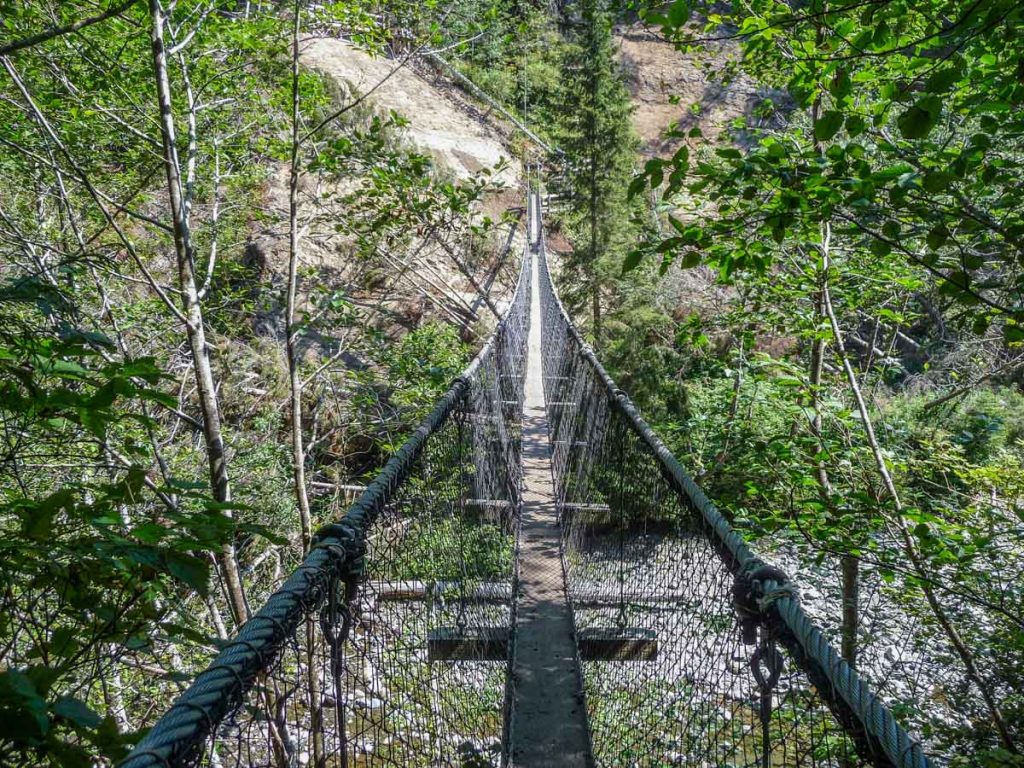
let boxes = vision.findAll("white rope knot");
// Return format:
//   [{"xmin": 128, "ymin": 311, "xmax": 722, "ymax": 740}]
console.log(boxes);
[{"xmin": 755, "ymin": 580, "xmax": 799, "ymax": 613}]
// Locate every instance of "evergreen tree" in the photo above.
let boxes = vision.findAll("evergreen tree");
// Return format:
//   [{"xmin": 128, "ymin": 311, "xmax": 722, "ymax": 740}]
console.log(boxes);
[{"xmin": 552, "ymin": 0, "xmax": 635, "ymax": 348}]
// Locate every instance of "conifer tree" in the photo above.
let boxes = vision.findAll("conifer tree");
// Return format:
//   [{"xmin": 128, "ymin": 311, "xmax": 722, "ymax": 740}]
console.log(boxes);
[{"xmin": 552, "ymin": 0, "xmax": 634, "ymax": 348}]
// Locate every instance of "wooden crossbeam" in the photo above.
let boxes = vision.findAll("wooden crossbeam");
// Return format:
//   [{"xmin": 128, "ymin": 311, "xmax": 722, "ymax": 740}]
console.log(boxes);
[
  {"xmin": 426, "ymin": 626, "xmax": 658, "ymax": 661},
  {"xmin": 372, "ymin": 581, "xmax": 513, "ymax": 603},
  {"xmin": 428, "ymin": 627, "xmax": 509, "ymax": 661},
  {"xmin": 571, "ymin": 587, "xmax": 692, "ymax": 605},
  {"xmin": 559, "ymin": 502, "xmax": 687, "ymax": 535},
  {"xmin": 465, "ymin": 498, "xmax": 515, "ymax": 509},
  {"xmin": 578, "ymin": 627, "xmax": 658, "ymax": 661},
  {"xmin": 371, "ymin": 581, "xmax": 688, "ymax": 607},
  {"xmin": 466, "ymin": 413, "xmax": 501, "ymax": 422},
  {"xmin": 559, "ymin": 502, "xmax": 611, "ymax": 512}
]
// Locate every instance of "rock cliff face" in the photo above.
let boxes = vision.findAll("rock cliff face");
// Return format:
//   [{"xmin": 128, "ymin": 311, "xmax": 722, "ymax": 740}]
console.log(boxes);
[
  {"xmin": 248, "ymin": 38, "xmax": 527, "ymax": 343},
  {"xmin": 612, "ymin": 27, "xmax": 755, "ymax": 319},
  {"xmin": 303, "ymin": 38, "xmax": 519, "ymax": 189},
  {"xmin": 616, "ymin": 26, "xmax": 790, "ymax": 158}
]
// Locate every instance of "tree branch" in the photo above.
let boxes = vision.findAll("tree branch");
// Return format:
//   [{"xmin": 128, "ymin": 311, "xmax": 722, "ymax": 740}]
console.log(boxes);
[{"xmin": 0, "ymin": 0, "xmax": 142, "ymax": 57}]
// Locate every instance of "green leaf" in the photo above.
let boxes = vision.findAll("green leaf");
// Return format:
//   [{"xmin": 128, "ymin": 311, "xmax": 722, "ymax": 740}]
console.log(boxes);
[
  {"xmin": 132, "ymin": 523, "xmax": 167, "ymax": 544},
  {"xmin": 829, "ymin": 68, "xmax": 852, "ymax": 100},
  {"xmin": 964, "ymin": 253, "xmax": 985, "ymax": 270},
  {"xmin": 845, "ymin": 115, "xmax": 866, "ymax": 137},
  {"xmin": 21, "ymin": 506, "xmax": 56, "ymax": 541},
  {"xmin": 897, "ymin": 96, "xmax": 942, "ymax": 139},
  {"xmin": 939, "ymin": 271, "xmax": 971, "ymax": 297},
  {"xmin": 165, "ymin": 552, "xmax": 210, "ymax": 596},
  {"xmin": 124, "ymin": 546, "xmax": 161, "ymax": 570},
  {"xmin": 53, "ymin": 696, "xmax": 101, "ymax": 730},
  {"xmin": 814, "ymin": 111, "xmax": 844, "ymax": 141},
  {"xmin": 137, "ymin": 388, "xmax": 177, "ymax": 408},
  {"xmin": 627, "ymin": 175, "xmax": 646, "ymax": 199},
  {"xmin": 621, "ymin": 250, "xmax": 644, "ymax": 274},
  {"xmin": 925, "ymin": 66, "xmax": 961, "ymax": 94},
  {"xmin": 667, "ymin": 0, "xmax": 691, "ymax": 27},
  {"xmin": 0, "ymin": 669, "xmax": 49, "ymax": 740},
  {"xmin": 680, "ymin": 250, "xmax": 701, "ymax": 268},
  {"xmin": 923, "ymin": 171, "xmax": 954, "ymax": 193},
  {"xmin": 874, "ymin": 163, "xmax": 914, "ymax": 181},
  {"xmin": 646, "ymin": 158, "xmax": 663, "ymax": 189},
  {"xmin": 927, "ymin": 224, "xmax": 949, "ymax": 250}
]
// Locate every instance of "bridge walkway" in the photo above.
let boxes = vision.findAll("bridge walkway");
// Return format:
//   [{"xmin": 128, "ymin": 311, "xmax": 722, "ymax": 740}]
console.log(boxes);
[{"xmin": 508, "ymin": 234, "xmax": 591, "ymax": 767}]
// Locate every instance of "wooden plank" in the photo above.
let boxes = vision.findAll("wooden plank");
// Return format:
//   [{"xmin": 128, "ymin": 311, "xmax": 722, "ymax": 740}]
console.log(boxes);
[
  {"xmin": 559, "ymin": 503, "xmax": 688, "ymax": 535},
  {"xmin": 370, "ymin": 580, "xmax": 687, "ymax": 605},
  {"xmin": 559, "ymin": 502, "xmax": 610, "ymax": 512},
  {"xmin": 465, "ymin": 499, "xmax": 515, "ymax": 509},
  {"xmin": 571, "ymin": 588, "xmax": 692, "ymax": 606},
  {"xmin": 428, "ymin": 627, "xmax": 509, "ymax": 661},
  {"xmin": 578, "ymin": 627, "xmax": 658, "ymax": 661},
  {"xmin": 510, "ymin": 230, "xmax": 591, "ymax": 766},
  {"xmin": 371, "ymin": 580, "xmax": 513, "ymax": 603}
]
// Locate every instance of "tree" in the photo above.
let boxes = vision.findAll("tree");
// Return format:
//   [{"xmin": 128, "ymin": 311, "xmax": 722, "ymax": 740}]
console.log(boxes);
[
  {"xmin": 551, "ymin": 0, "xmax": 636, "ymax": 348},
  {"xmin": 627, "ymin": 0, "xmax": 1024, "ymax": 758},
  {"xmin": 146, "ymin": 0, "xmax": 249, "ymax": 627}
]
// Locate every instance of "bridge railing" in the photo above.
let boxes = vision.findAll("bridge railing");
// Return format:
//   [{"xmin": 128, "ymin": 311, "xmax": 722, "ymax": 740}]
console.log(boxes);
[
  {"xmin": 534, "ymin": 195, "xmax": 931, "ymax": 768},
  {"xmin": 121, "ymin": 250, "xmax": 531, "ymax": 768}
]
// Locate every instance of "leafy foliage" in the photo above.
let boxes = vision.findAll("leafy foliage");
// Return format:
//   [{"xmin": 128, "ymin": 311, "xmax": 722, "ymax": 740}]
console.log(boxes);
[{"xmin": 616, "ymin": 0, "xmax": 1024, "ymax": 758}]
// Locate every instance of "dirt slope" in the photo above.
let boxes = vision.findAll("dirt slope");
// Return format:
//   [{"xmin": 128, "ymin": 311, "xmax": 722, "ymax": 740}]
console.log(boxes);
[
  {"xmin": 616, "ymin": 27, "xmax": 788, "ymax": 159},
  {"xmin": 613, "ymin": 26, "xmax": 770, "ymax": 321},
  {"xmin": 303, "ymin": 38, "xmax": 519, "ymax": 188},
  {"xmin": 247, "ymin": 38, "xmax": 527, "ymax": 347}
]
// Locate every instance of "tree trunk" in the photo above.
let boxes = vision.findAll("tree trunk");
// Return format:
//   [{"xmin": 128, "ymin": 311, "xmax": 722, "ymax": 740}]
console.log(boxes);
[
  {"xmin": 808, "ymin": 42, "xmax": 860, "ymax": 668},
  {"xmin": 810, "ymin": 245, "xmax": 859, "ymax": 668},
  {"xmin": 286, "ymin": 0, "xmax": 313, "ymax": 554},
  {"xmin": 820, "ymin": 224, "xmax": 1016, "ymax": 753},
  {"xmin": 286, "ymin": 8, "xmax": 324, "ymax": 765},
  {"xmin": 147, "ymin": 0, "xmax": 248, "ymax": 626},
  {"xmin": 587, "ymin": 26, "xmax": 602, "ymax": 349},
  {"xmin": 840, "ymin": 553, "xmax": 859, "ymax": 667}
]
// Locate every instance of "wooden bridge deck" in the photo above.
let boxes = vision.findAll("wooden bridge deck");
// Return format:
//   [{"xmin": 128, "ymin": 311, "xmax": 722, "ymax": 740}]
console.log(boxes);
[{"xmin": 508, "ymin": 239, "xmax": 591, "ymax": 767}]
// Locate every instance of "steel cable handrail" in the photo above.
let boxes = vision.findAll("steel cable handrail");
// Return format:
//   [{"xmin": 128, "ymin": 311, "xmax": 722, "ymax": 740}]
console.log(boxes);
[
  {"xmin": 533, "ymin": 189, "xmax": 931, "ymax": 768},
  {"xmin": 121, "ymin": 249, "xmax": 532, "ymax": 768}
]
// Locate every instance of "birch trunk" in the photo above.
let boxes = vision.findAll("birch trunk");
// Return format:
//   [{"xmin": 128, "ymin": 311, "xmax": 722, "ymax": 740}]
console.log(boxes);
[
  {"xmin": 147, "ymin": 0, "xmax": 248, "ymax": 625},
  {"xmin": 286, "ymin": 0, "xmax": 313, "ymax": 553}
]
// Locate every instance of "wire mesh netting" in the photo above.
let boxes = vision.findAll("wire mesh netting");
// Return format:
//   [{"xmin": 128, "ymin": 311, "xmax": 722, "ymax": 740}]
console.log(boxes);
[
  {"xmin": 121, "ymin": 250, "xmax": 530, "ymax": 768},
  {"xmin": 122, "ymin": 187, "xmax": 935, "ymax": 768},
  {"xmin": 536, "ymin": 233, "xmax": 931, "ymax": 768}
]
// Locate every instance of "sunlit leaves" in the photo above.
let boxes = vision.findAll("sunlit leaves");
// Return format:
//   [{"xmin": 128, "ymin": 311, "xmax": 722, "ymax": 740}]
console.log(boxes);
[{"xmin": 627, "ymin": 0, "xmax": 1024, "ymax": 335}]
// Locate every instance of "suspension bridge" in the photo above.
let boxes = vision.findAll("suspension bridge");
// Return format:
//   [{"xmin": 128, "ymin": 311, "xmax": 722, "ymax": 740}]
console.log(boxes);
[{"xmin": 121, "ymin": 189, "xmax": 933, "ymax": 768}]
